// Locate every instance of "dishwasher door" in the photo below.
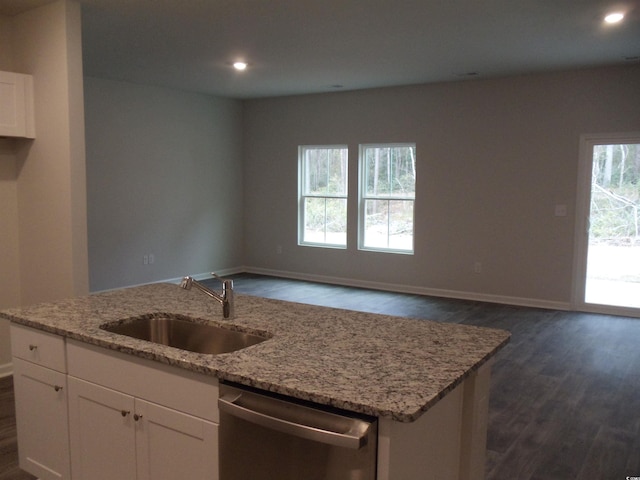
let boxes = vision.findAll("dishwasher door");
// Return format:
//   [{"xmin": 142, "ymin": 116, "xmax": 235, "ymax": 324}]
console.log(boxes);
[{"xmin": 218, "ymin": 383, "xmax": 377, "ymax": 480}]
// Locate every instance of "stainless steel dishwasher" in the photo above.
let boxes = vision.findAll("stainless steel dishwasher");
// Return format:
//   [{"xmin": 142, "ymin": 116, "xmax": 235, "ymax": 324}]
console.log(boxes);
[{"xmin": 218, "ymin": 382, "xmax": 378, "ymax": 480}]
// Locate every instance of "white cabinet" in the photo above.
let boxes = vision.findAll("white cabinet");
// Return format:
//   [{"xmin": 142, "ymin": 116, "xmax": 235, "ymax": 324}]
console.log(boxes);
[
  {"xmin": 10, "ymin": 326, "xmax": 219, "ymax": 480},
  {"xmin": 67, "ymin": 377, "xmax": 135, "ymax": 480},
  {"xmin": 0, "ymin": 71, "xmax": 35, "ymax": 138},
  {"xmin": 68, "ymin": 377, "xmax": 218, "ymax": 480},
  {"xmin": 66, "ymin": 340, "xmax": 219, "ymax": 480},
  {"xmin": 136, "ymin": 399, "xmax": 218, "ymax": 480},
  {"xmin": 10, "ymin": 325, "xmax": 71, "ymax": 480}
]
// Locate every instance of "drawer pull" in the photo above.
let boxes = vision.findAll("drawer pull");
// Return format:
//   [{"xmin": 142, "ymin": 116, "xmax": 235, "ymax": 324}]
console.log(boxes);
[
  {"xmin": 28, "ymin": 344, "xmax": 38, "ymax": 351},
  {"xmin": 134, "ymin": 414, "xmax": 143, "ymax": 422},
  {"xmin": 54, "ymin": 385, "xmax": 63, "ymax": 392},
  {"xmin": 121, "ymin": 410, "xmax": 130, "ymax": 417}
]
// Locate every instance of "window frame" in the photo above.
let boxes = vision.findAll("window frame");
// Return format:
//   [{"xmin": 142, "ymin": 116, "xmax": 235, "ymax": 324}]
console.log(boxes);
[
  {"xmin": 358, "ymin": 143, "xmax": 416, "ymax": 254},
  {"xmin": 298, "ymin": 145, "xmax": 349, "ymax": 249}
]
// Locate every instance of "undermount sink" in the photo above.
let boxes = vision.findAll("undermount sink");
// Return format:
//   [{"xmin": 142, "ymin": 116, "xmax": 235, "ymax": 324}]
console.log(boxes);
[{"xmin": 100, "ymin": 313, "xmax": 270, "ymax": 354}]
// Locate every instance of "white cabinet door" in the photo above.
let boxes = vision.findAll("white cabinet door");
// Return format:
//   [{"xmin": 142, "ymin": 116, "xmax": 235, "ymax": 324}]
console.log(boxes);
[
  {"xmin": 0, "ymin": 71, "xmax": 35, "ymax": 138},
  {"xmin": 69, "ymin": 376, "xmax": 219, "ymax": 480},
  {"xmin": 68, "ymin": 377, "xmax": 136, "ymax": 480},
  {"xmin": 135, "ymin": 399, "xmax": 219, "ymax": 480},
  {"xmin": 12, "ymin": 358, "xmax": 70, "ymax": 480}
]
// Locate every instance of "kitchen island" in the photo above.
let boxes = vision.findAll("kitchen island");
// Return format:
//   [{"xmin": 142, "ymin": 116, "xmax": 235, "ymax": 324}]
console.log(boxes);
[{"xmin": 2, "ymin": 282, "xmax": 510, "ymax": 480}]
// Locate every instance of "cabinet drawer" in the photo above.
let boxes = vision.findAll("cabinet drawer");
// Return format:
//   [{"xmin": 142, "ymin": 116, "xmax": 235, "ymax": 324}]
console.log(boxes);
[{"xmin": 11, "ymin": 324, "xmax": 66, "ymax": 373}]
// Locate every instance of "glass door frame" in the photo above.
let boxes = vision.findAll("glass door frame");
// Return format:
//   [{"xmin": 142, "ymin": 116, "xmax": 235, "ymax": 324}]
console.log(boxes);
[{"xmin": 572, "ymin": 132, "xmax": 640, "ymax": 318}]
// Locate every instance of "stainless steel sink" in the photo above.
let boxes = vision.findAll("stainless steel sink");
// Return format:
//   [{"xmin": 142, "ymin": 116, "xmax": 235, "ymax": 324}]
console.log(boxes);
[{"xmin": 100, "ymin": 314, "xmax": 269, "ymax": 354}]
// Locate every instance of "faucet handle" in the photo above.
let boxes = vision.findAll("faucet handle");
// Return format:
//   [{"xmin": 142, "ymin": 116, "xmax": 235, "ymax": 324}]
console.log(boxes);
[
  {"xmin": 211, "ymin": 273, "xmax": 234, "ymax": 319},
  {"xmin": 211, "ymin": 272, "xmax": 234, "ymax": 290}
]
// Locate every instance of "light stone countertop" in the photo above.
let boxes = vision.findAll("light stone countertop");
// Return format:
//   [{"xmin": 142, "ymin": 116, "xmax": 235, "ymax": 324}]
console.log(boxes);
[{"xmin": 1, "ymin": 282, "xmax": 510, "ymax": 422}]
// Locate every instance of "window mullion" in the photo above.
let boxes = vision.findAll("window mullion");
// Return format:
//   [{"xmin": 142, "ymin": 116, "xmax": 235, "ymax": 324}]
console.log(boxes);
[{"xmin": 324, "ymin": 197, "xmax": 328, "ymax": 243}]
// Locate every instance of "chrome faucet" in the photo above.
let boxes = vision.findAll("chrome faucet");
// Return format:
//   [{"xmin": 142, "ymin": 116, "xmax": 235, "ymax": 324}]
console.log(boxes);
[{"xmin": 180, "ymin": 273, "xmax": 234, "ymax": 319}]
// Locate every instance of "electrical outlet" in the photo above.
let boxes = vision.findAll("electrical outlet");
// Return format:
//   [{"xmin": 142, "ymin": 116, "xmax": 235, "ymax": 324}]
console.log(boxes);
[
  {"xmin": 554, "ymin": 204, "xmax": 568, "ymax": 217},
  {"xmin": 474, "ymin": 261, "xmax": 482, "ymax": 274},
  {"xmin": 276, "ymin": 245, "xmax": 283, "ymax": 254},
  {"xmin": 143, "ymin": 255, "xmax": 149, "ymax": 265},
  {"xmin": 149, "ymin": 253, "xmax": 155, "ymax": 264}
]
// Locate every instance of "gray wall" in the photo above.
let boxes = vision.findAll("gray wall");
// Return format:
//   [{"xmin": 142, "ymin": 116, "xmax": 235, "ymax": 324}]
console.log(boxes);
[
  {"xmin": 85, "ymin": 77, "xmax": 244, "ymax": 291},
  {"xmin": 242, "ymin": 65, "xmax": 640, "ymax": 307}
]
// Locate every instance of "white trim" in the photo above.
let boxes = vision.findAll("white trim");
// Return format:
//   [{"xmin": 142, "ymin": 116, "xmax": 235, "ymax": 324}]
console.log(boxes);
[
  {"xmin": 577, "ymin": 302, "xmax": 640, "ymax": 319},
  {"xmin": 572, "ymin": 132, "xmax": 640, "ymax": 315},
  {"xmin": 572, "ymin": 134, "xmax": 595, "ymax": 310},
  {"xmin": 89, "ymin": 267, "xmax": 246, "ymax": 294},
  {"xmin": 245, "ymin": 266, "xmax": 571, "ymax": 311},
  {"xmin": 0, "ymin": 362, "xmax": 13, "ymax": 378}
]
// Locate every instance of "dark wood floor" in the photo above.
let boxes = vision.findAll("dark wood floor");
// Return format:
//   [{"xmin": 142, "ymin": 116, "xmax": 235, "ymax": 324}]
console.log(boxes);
[{"xmin": 2, "ymin": 273, "xmax": 639, "ymax": 479}]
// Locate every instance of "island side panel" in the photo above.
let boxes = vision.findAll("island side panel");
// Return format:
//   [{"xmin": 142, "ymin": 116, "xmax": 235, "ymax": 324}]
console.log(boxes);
[
  {"xmin": 377, "ymin": 361, "xmax": 493, "ymax": 480},
  {"xmin": 377, "ymin": 383, "xmax": 463, "ymax": 480},
  {"xmin": 459, "ymin": 360, "xmax": 493, "ymax": 480}
]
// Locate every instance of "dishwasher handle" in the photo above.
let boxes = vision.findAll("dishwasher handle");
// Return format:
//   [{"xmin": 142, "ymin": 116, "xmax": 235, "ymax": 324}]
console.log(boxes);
[{"xmin": 219, "ymin": 390, "xmax": 373, "ymax": 450}]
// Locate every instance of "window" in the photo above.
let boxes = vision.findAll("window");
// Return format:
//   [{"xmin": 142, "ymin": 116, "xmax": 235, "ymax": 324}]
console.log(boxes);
[
  {"xmin": 298, "ymin": 143, "xmax": 416, "ymax": 253},
  {"xmin": 299, "ymin": 146, "xmax": 348, "ymax": 247},
  {"xmin": 359, "ymin": 144, "xmax": 416, "ymax": 253}
]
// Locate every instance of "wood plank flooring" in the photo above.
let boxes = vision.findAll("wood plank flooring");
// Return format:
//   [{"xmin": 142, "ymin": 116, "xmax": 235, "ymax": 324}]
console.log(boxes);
[{"xmin": 1, "ymin": 272, "xmax": 639, "ymax": 479}]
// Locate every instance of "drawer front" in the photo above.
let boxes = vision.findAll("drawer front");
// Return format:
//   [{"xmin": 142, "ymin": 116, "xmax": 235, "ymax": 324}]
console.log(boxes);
[{"xmin": 11, "ymin": 324, "xmax": 66, "ymax": 373}]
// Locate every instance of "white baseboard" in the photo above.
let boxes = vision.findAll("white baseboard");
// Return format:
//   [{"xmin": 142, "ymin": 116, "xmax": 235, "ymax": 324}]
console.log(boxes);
[
  {"xmin": 90, "ymin": 267, "xmax": 247, "ymax": 294},
  {"xmin": 0, "ymin": 362, "xmax": 13, "ymax": 378},
  {"xmin": 244, "ymin": 266, "xmax": 572, "ymax": 311},
  {"xmin": 90, "ymin": 265, "xmax": 571, "ymax": 311},
  {"xmin": 161, "ymin": 267, "xmax": 246, "ymax": 285},
  {"xmin": 576, "ymin": 302, "xmax": 640, "ymax": 319}
]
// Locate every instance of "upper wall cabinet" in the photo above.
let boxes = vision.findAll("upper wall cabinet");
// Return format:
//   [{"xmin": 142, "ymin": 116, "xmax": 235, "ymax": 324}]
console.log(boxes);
[{"xmin": 0, "ymin": 71, "xmax": 35, "ymax": 139}]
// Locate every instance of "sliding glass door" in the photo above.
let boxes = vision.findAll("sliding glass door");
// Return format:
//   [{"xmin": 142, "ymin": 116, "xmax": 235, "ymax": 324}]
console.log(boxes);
[{"xmin": 575, "ymin": 134, "xmax": 640, "ymax": 315}]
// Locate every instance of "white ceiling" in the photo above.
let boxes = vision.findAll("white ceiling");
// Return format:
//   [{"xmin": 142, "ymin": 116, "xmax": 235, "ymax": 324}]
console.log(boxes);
[{"xmin": 2, "ymin": 0, "xmax": 639, "ymax": 98}]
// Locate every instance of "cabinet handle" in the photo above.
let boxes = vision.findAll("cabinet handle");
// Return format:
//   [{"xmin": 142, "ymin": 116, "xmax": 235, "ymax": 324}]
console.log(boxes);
[
  {"xmin": 133, "ymin": 414, "xmax": 143, "ymax": 422},
  {"xmin": 54, "ymin": 385, "xmax": 63, "ymax": 392},
  {"xmin": 121, "ymin": 410, "xmax": 130, "ymax": 417},
  {"xmin": 28, "ymin": 344, "xmax": 37, "ymax": 351}
]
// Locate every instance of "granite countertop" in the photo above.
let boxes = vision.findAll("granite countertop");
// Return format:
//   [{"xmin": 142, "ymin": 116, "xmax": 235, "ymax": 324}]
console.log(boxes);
[{"xmin": 1, "ymin": 283, "xmax": 510, "ymax": 422}]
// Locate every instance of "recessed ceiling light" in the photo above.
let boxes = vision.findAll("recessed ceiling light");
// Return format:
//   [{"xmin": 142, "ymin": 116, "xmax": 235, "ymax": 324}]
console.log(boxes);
[
  {"xmin": 233, "ymin": 62, "xmax": 248, "ymax": 71},
  {"xmin": 604, "ymin": 12, "xmax": 624, "ymax": 24}
]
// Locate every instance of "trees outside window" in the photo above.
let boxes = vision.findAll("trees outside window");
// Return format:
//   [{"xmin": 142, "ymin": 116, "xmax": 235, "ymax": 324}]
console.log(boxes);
[
  {"xmin": 359, "ymin": 144, "xmax": 416, "ymax": 253},
  {"xmin": 590, "ymin": 144, "xmax": 640, "ymax": 242},
  {"xmin": 298, "ymin": 146, "xmax": 348, "ymax": 247},
  {"xmin": 584, "ymin": 141, "xmax": 640, "ymax": 310}
]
